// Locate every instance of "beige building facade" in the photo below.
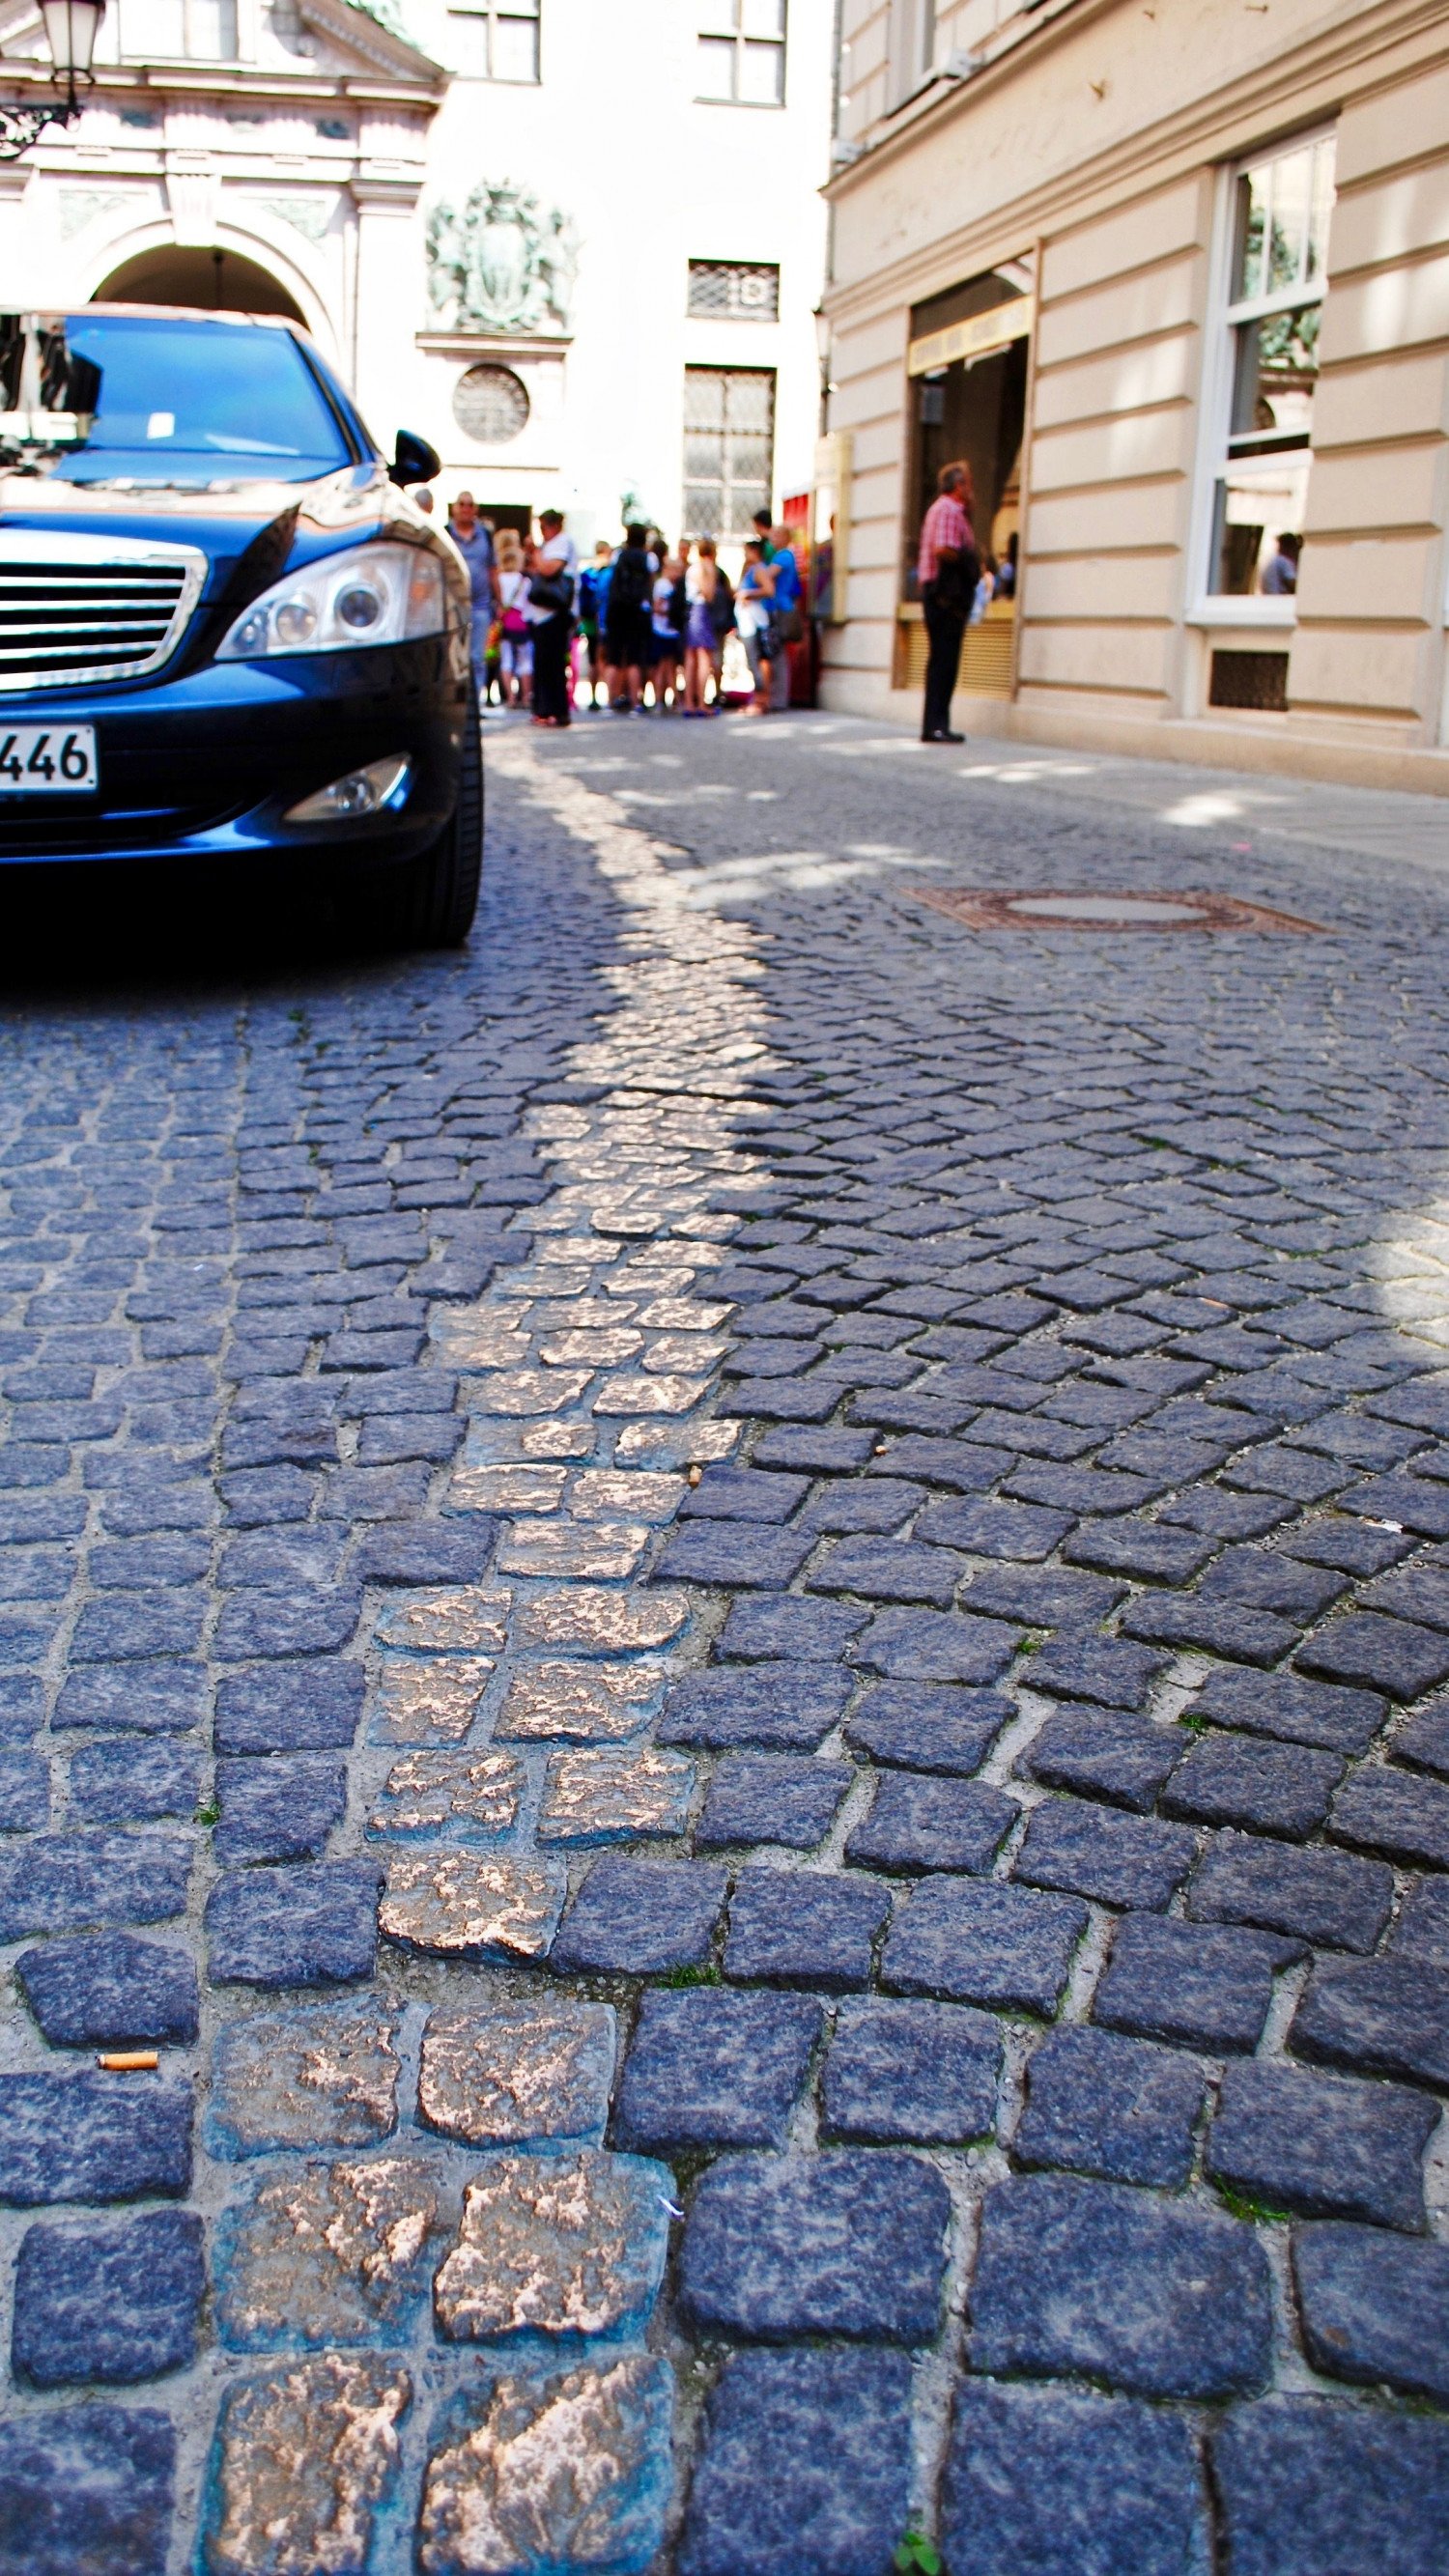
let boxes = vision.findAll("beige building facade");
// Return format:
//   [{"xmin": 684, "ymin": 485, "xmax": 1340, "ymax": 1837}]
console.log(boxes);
[{"xmin": 820, "ymin": 0, "xmax": 1449, "ymax": 791}]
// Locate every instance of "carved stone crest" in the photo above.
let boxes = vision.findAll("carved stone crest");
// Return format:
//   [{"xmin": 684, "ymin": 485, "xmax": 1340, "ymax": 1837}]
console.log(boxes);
[{"xmin": 426, "ymin": 180, "xmax": 578, "ymax": 335}]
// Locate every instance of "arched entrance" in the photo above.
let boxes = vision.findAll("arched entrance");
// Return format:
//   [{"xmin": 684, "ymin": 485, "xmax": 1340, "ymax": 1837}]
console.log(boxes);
[{"xmin": 93, "ymin": 245, "xmax": 306, "ymax": 324}]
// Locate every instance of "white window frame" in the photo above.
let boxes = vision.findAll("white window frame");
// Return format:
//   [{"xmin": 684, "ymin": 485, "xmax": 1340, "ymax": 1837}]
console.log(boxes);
[
  {"xmin": 696, "ymin": 2, "xmax": 787, "ymax": 109},
  {"xmin": 1186, "ymin": 124, "xmax": 1336, "ymax": 629},
  {"xmin": 888, "ymin": 0, "xmax": 937, "ymax": 109},
  {"xmin": 446, "ymin": 0, "xmax": 541, "ymax": 83}
]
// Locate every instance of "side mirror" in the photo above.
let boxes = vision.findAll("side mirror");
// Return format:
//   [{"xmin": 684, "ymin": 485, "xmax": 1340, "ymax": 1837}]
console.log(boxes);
[{"xmin": 390, "ymin": 428, "xmax": 440, "ymax": 486}]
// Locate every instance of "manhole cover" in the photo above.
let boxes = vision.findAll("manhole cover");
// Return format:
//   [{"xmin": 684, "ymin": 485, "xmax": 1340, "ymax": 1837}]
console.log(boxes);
[{"xmin": 909, "ymin": 887, "xmax": 1327, "ymax": 934}]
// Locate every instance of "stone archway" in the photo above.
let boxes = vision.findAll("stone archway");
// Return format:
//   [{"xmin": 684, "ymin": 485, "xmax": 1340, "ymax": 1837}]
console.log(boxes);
[{"xmin": 93, "ymin": 244, "xmax": 306, "ymax": 324}]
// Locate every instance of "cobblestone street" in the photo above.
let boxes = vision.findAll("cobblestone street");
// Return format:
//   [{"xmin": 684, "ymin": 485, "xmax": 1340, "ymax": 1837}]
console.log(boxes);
[{"xmin": 4, "ymin": 711, "xmax": 1449, "ymax": 2574}]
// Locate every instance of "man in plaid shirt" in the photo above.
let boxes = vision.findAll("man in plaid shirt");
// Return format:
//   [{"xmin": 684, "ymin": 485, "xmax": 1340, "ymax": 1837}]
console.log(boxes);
[{"xmin": 917, "ymin": 461, "xmax": 977, "ymax": 743}]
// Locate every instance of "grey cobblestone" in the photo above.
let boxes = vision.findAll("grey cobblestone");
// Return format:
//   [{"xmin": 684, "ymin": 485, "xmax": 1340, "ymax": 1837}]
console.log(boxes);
[{"xmin": 5, "ymin": 717, "xmax": 1449, "ymax": 2566}]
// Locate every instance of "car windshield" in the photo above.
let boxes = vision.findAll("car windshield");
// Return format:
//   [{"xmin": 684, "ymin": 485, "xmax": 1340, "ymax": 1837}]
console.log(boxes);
[{"xmin": 46, "ymin": 314, "xmax": 355, "ymax": 486}]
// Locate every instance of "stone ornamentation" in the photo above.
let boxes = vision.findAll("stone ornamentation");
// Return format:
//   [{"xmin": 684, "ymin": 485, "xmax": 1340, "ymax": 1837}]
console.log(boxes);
[{"xmin": 426, "ymin": 181, "xmax": 580, "ymax": 334}]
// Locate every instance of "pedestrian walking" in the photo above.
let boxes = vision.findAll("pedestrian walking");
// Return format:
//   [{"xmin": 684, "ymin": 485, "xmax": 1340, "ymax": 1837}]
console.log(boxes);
[
  {"xmin": 526, "ymin": 506, "xmax": 578, "ymax": 728},
  {"xmin": 767, "ymin": 522, "xmax": 804, "ymax": 712},
  {"xmin": 495, "ymin": 532, "xmax": 532, "ymax": 710},
  {"xmin": 736, "ymin": 537, "xmax": 777, "ymax": 714},
  {"xmin": 683, "ymin": 537, "xmax": 729, "ymax": 714},
  {"xmin": 445, "ymin": 488, "xmax": 498, "ymax": 713},
  {"xmin": 917, "ymin": 461, "xmax": 979, "ymax": 744},
  {"xmin": 604, "ymin": 522, "xmax": 656, "ymax": 713}
]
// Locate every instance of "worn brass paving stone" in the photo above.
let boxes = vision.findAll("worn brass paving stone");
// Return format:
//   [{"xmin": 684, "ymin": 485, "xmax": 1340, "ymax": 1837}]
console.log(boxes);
[
  {"xmin": 1207, "ymin": 2059, "xmax": 1437, "ymax": 2230},
  {"xmin": 942, "ymin": 2382, "xmax": 1204, "ymax": 2576},
  {"xmin": 432, "ymin": 2148, "xmax": 670, "ymax": 2340},
  {"xmin": 368, "ymin": 1655, "xmax": 496, "ymax": 1748},
  {"xmin": 537, "ymin": 1745, "xmax": 696, "ymax": 1843},
  {"xmin": 495, "ymin": 1656, "xmax": 666, "ymax": 1742},
  {"xmin": 207, "ymin": 2001, "xmax": 401, "ymax": 2158},
  {"xmin": 1210, "ymin": 2397, "xmax": 1449, "ymax": 2576},
  {"xmin": 12, "ymin": 2209, "xmax": 205, "ymax": 2388},
  {"xmin": 373, "ymin": 1588, "xmax": 511, "ymax": 1654},
  {"xmin": 380, "ymin": 1853, "xmax": 566, "ymax": 1962},
  {"xmin": 205, "ymin": 2354, "xmax": 411, "ymax": 2576},
  {"xmin": 517, "ymin": 1584, "xmax": 690, "ymax": 1655},
  {"xmin": 1292, "ymin": 2222, "xmax": 1449, "ymax": 2403},
  {"xmin": 15, "ymin": 1930, "xmax": 199, "ymax": 2047},
  {"xmin": 416, "ymin": 2354, "xmax": 673, "ymax": 2576},
  {"xmin": 0, "ymin": 2401, "xmax": 176, "ymax": 2576},
  {"xmin": 214, "ymin": 2154, "xmax": 451, "ymax": 2349},
  {"xmin": 367, "ymin": 1748, "xmax": 525, "ymax": 1839},
  {"xmin": 418, "ymin": 1998, "xmax": 616, "ymax": 2146},
  {"xmin": 883, "ymin": 1875, "xmax": 1089, "ymax": 2016},
  {"xmin": 677, "ymin": 2348, "xmax": 915, "ymax": 2576},
  {"xmin": 970, "ymin": 2172, "xmax": 1272, "ymax": 2399}
]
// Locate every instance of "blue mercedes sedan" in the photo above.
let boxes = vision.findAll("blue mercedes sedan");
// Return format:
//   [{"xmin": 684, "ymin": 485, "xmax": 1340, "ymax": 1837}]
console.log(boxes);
[{"xmin": 0, "ymin": 304, "xmax": 479, "ymax": 946}]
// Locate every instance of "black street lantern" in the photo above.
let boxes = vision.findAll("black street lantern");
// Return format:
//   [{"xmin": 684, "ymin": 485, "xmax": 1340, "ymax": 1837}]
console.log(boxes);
[{"xmin": 1, "ymin": 0, "xmax": 107, "ymax": 160}]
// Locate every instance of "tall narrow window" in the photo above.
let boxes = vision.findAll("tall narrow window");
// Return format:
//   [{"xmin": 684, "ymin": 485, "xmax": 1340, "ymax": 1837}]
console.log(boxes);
[
  {"xmin": 1207, "ymin": 131, "xmax": 1335, "ymax": 597},
  {"xmin": 447, "ymin": 0, "xmax": 541, "ymax": 81},
  {"xmin": 889, "ymin": 0, "xmax": 935, "ymax": 104},
  {"xmin": 697, "ymin": 2, "xmax": 786, "ymax": 106},
  {"xmin": 683, "ymin": 365, "xmax": 776, "ymax": 538}
]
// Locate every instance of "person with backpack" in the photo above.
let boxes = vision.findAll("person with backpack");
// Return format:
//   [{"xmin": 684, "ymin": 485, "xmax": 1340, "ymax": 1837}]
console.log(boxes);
[
  {"xmin": 578, "ymin": 538, "xmax": 612, "ymax": 709},
  {"xmin": 603, "ymin": 522, "xmax": 656, "ymax": 713}
]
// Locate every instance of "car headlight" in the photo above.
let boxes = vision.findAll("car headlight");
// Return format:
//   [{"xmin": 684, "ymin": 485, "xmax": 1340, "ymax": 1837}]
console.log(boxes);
[{"xmin": 216, "ymin": 542, "xmax": 446, "ymax": 661}]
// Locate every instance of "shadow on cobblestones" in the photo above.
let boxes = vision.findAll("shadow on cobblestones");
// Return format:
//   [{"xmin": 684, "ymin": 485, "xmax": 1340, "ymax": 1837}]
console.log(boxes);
[{"xmin": 2, "ymin": 711, "xmax": 1449, "ymax": 2574}]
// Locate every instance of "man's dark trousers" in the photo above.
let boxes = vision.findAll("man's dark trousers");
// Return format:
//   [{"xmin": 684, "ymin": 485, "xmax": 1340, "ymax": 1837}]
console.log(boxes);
[
  {"xmin": 922, "ymin": 581, "xmax": 965, "ymax": 739},
  {"xmin": 532, "ymin": 612, "xmax": 573, "ymax": 723}
]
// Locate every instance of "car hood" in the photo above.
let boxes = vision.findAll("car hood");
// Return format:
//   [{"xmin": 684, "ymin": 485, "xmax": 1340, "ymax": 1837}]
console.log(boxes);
[{"xmin": 0, "ymin": 461, "xmax": 442, "ymax": 602}]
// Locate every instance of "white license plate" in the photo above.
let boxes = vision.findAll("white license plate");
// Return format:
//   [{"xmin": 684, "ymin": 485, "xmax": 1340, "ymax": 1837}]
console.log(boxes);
[{"xmin": 0, "ymin": 724, "xmax": 98, "ymax": 794}]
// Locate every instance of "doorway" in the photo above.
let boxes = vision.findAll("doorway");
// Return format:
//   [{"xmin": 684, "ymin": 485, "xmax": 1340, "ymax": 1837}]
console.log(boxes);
[
  {"xmin": 93, "ymin": 246, "xmax": 306, "ymax": 324},
  {"xmin": 897, "ymin": 264, "xmax": 1033, "ymax": 700}
]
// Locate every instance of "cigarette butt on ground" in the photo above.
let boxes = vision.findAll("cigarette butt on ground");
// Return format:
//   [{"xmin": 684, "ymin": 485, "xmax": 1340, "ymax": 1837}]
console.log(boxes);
[{"xmin": 97, "ymin": 2051, "xmax": 159, "ymax": 2072}]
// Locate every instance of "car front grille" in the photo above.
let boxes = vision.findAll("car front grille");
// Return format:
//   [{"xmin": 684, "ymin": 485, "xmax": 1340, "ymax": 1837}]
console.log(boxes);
[{"xmin": 0, "ymin": 529, "xmax": 207, "ymax": 692}]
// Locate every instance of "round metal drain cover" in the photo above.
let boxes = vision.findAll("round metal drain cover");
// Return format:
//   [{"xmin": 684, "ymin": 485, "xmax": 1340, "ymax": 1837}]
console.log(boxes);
[{"xmin": 909, "ymin": 887, "xmax": 1327, "ymax": 935}]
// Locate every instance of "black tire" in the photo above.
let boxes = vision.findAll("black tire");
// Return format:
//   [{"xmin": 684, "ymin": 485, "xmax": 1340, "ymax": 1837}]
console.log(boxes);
[{"xmin": 369, "ymin": 690, "xmax": 483, "ymax": 949}]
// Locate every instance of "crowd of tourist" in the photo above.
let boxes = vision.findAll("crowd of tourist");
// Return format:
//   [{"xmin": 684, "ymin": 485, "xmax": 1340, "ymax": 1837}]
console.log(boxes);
[{"xmin": 434, "ymin": 493, "xmax": 807, "ymax": 730}]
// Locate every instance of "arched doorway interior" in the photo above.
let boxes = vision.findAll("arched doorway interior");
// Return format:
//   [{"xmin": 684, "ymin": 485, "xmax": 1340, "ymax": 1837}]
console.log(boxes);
[{"xmin": 93, "ymin": 245, "xmax": 306, "ymax": 324}]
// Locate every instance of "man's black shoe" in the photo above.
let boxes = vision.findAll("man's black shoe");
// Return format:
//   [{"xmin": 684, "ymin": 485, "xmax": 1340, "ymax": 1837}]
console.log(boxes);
[{"xmin": 922, "ymin": 728, "xmax": 966, "ymax": 743}]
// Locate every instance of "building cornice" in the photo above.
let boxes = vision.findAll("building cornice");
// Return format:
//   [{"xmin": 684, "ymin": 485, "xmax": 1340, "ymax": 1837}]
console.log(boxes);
[{"xmin": 823, "ymin": 0, "xmax": 1449, "ymax": 325}]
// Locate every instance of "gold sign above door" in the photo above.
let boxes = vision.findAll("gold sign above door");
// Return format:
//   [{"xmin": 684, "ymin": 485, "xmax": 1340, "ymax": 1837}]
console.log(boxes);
[{"xmin": 907, "ymin": 296, "xmax": 1035, "ymax": 377}]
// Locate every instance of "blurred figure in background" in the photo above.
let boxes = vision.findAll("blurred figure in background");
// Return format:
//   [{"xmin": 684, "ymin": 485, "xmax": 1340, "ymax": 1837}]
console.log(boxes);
[
  {"xmin": 736, "ymin": 537, "xmax": 776, "ymax": 714},
  {"xmin": 767, "ymin": 522, "xmax": 803, "ymax": 712},
  {"xmin": 604, "ymin": 522, "xmax": 656, "ymax": 713},
  {"xmin": 684, "ymin": 537, "xmax": 729, "ymax": 715},
  {"xmin": 650, "ymin": 553, "xmax": 684, "ymax": 711},
  {"xmin": 446, "ymin": 488, "xmax": 498, "ymax": 715},
  {"xmin": 527, "ymin": 506, "xmax": 579, "ymax": 728},
  {"xmin": 495, "ymin": 530, "xmax": 532, "ymax": 711}
]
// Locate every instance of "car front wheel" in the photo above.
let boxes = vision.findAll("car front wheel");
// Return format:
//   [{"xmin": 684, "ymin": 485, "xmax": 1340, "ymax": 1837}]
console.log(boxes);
[{"xmin": 369, "ymin": 691, "xmax": 482, "ymax": 949}]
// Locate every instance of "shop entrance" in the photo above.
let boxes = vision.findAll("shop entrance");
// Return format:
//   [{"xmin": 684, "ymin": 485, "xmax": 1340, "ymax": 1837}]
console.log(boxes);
[{"xmin": 896, "ymin": 263, "xmax": 1032, "ymax": 701}]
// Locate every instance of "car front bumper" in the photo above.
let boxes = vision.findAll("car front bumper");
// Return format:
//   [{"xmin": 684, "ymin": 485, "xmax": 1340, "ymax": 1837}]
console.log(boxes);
[{"xmin": 0, "ymin": 635, "xmax": 469, "ymax": 870}]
